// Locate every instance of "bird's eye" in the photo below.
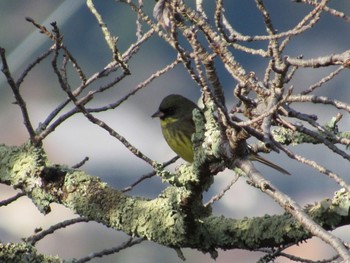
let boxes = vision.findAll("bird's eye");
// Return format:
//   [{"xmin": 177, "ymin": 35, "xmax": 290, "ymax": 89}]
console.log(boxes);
[{"xmin": 163, "ymin": 106, "xmax": 176, "ymax": 117}]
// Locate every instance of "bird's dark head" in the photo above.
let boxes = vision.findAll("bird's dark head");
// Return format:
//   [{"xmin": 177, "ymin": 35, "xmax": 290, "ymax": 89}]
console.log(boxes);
[{"xmin": 151, "ymin": 94, "xmax": 197, "ymax": 121}]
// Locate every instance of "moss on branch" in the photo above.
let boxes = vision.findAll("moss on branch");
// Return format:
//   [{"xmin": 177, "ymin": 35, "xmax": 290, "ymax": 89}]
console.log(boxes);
[{"xmin": 0, "ymin": 143, "xmax": 349, "ymax": 255}]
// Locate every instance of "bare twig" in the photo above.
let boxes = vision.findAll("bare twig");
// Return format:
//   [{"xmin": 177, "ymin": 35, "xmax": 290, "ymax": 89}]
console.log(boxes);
[
  {"xmin": 278, "ymin": 145, "xmax": 350, "ymax": 192},
  {"xmin": 301, "ymin": 66, "xmax": 346, "ymax": 95},
  {"xmin": 288, "ymin": 94, "xmax": 350, "ymax": 113},
  {"xmin": 285, "ymin": 50, "xmax": 350, "ymax": 67},
  {"xmin": 0, "ymin": 192, "xmax": 25, "ymax": 207},
  {"xmin": 122, "ymin": 156, "xmax": 179, "ymax": 192},
  {"xmin": 24, "ymin": 217, "xmax": 90, "ymax": 245},
  {"xmin": 295, "ymin": 0, "xmax": 350, "ymax": 23},
  {"xmin": 88, "ymin": 57, "xmax": 181, "ymax": 113},
  {"xmin": 16, "ymin": 48, "xmax": 54, "ymax": 87},
  {"xmin": 136, "ymin": 0, "xmax": 144, "ymax": 39},
  {"xmin": 75, "ymin": 237, "xmax": 144, "ymax": 263},
  {"xmin": 72, "ymin": 157, "xmax": 90, "ymax": 169},
  {"xmin": 204, "ymin": 173, "xmax": 239, "ymax": 207},
  {"xmin": 0, "ymin": 47, "xmax": 37, "ymax": 144}
]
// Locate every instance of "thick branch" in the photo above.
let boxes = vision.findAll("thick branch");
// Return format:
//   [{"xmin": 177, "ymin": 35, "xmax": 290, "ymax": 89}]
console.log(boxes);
[{"xmin": 1, "ymin": 143, "xmax": 350, "ymax": 254}]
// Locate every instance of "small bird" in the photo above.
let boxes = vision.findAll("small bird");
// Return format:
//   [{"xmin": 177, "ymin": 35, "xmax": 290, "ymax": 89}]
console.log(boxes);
[{"xmin": 152, "ymin": 94, "xmax": 290, "ymax": 175}]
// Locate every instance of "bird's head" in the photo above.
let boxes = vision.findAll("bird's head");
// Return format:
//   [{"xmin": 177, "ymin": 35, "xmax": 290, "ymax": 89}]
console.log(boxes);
[{"xmin": 151, "ymin": 94, "xmax": 197, "ymax": 123}]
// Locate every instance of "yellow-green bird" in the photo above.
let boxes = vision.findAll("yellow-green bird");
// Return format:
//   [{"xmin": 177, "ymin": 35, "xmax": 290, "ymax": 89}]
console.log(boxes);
[{"xmin": 152, "ymin": 94, "xmax": 290, "ymax": 175}]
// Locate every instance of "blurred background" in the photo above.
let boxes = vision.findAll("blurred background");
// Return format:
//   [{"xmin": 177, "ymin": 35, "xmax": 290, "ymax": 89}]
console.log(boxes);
[{"xmin": 0, "ymin": 1, "xmax": 350, "ymax": 262}]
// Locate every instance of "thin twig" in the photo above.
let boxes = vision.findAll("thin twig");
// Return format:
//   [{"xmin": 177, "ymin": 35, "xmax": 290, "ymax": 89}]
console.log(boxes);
[
  {"xmin": 76, "ymin": 237, "xmax": 145, "ymax": 263},
  {"xmin": 278, "ymin": 145, "xmax": 350, "ymax": 192},
  {"xmin": 0, "ymin": 47, "xmax": 37, "ymax": 144},
  {"xmin": 24, "ymin": 217, "xmax": 90, "ymax": 245},
  {"xmin": 37, "ymin": 29, "xmax": 154, "ymax": 141},
  {"xmin": 301, "ymin": 65, "xmax": 345, "ymax": 95},
  {"xmin": 88, "ymin": 58, "xmax": 181, "ymax": 113},
  {"xmin": 136, "ymin": 0, "xmax": 144, "ymax": 40},
  {"xmin": 122, "ymin": 156, "xmax": 179, "ymax": 192},
  {"xmin": 204, "ymin": 173, "xmax": 239, "ymax": 207},
  {"xmin": 296, "ymin": 0, "xmax": 350, "ymax": 23},
  {"xmin": 0, "ymin": 192, "xmax": 26, "ymax": 207},
  {"xmin": 72, "ymin": 157, "xmax": 90, "ymax": 169},
  {"xmin": 57, "ymin": 78, "xmax": 155, "ymax": 166},
  {"xmin": 16, "ymin": 48, "xmax": 54, "ymax": 87}
]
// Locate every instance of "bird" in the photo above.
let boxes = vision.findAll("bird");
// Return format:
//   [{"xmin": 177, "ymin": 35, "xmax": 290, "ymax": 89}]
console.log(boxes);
[{"xmin": 152, "ymin": 94, "xmax": 290, "ymax": 175}]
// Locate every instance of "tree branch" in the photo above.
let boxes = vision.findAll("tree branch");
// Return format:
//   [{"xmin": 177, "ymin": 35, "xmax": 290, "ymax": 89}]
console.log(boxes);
[{"xmin": 1, "ymin": 143, "xmax": 350, "ymax": 256}]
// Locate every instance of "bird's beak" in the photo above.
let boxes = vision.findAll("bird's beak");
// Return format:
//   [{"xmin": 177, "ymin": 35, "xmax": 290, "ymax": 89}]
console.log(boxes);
[{"xmin": 151, "ymin": 110, "xmax": 164, "ymax": 118}]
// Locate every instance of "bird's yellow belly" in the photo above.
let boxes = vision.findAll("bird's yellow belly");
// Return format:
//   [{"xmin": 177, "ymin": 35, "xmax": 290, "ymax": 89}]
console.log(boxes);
[{"xmin": 161, "ymin": 125, "xmax": 194, "ymax": 162}]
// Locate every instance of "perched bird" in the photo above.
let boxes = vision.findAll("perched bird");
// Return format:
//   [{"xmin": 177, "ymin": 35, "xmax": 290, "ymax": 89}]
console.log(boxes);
[{"xmin": 152, "ymin": 94, "xmax": 290, "ymax": 175}]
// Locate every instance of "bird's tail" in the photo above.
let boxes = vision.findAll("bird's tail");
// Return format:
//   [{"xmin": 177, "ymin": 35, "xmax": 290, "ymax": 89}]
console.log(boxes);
[{"xmin": 249, "ymin": 153, "xmax": 290, "ymax": 175}]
